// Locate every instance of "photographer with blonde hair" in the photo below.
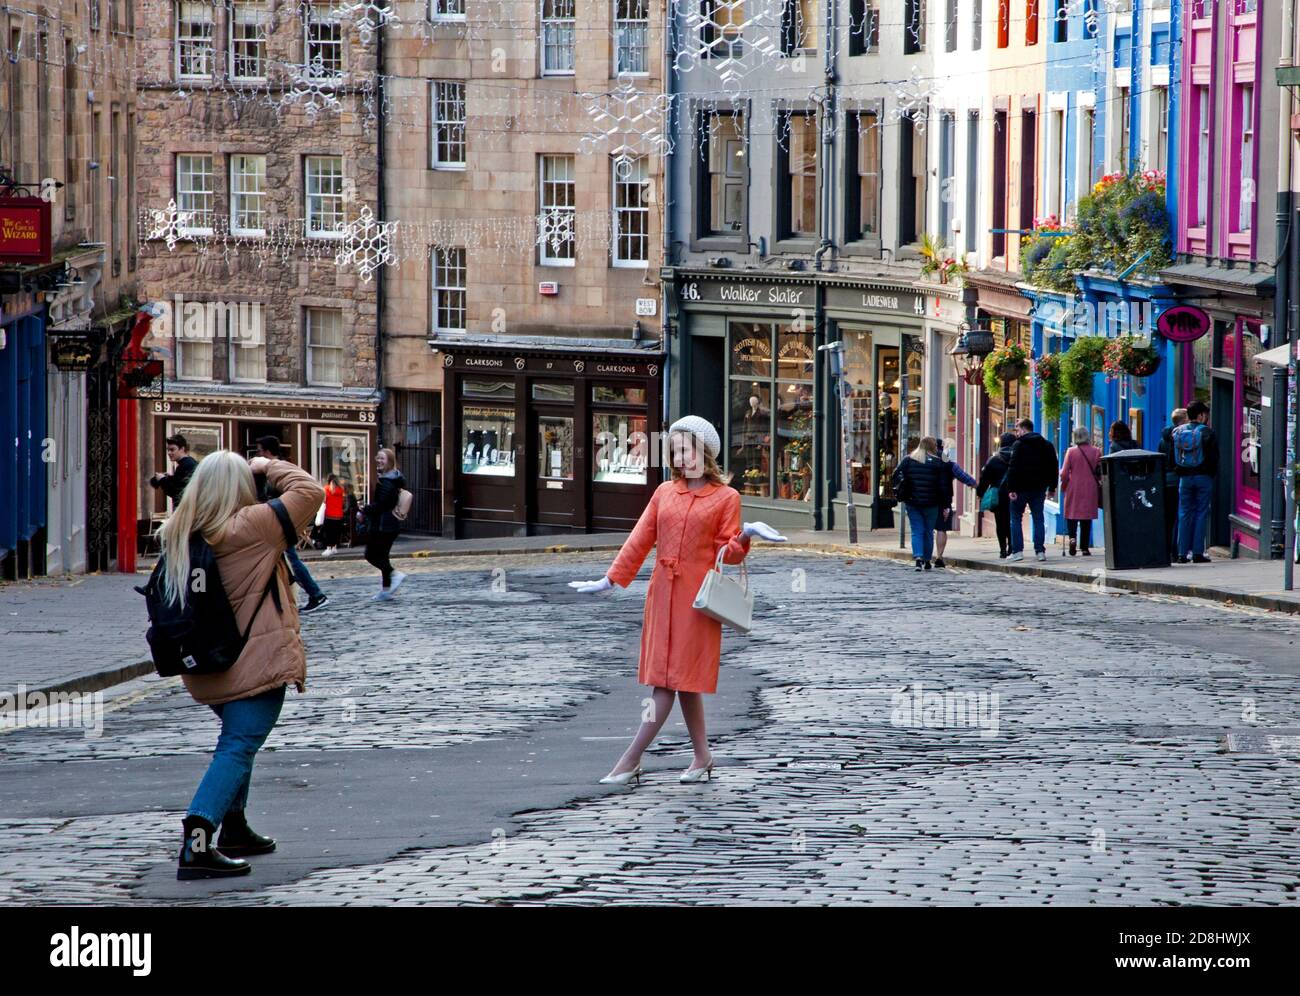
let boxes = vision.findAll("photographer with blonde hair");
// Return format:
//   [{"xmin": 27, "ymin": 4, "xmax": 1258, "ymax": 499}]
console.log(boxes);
[{"xmin": 155, "ymin": 450, "xmax": 323, "ymax": 880}]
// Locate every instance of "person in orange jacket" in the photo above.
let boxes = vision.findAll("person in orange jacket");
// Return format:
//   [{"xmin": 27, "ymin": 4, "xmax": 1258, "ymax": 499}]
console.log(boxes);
[{"xmin": 570, "ymin": 416, "xmax": 786, "ymax": 786}]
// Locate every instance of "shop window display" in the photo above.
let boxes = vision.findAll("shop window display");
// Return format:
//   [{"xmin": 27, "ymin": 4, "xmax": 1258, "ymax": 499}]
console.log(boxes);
[
  {"xmin": 728, "ymin": 321, "xmax": 813, "ymax": 499},
  {"xmin": 165, "ymin": 422, "xmax": 222, "ymax": 463},
  {"xmin": 593, "ymin": 413, "xmax": 648, "ymax": 483},
  {"xmin": 593, "ymin": 384, "xmax": 647, "ymax": 405},
  {"xmin": 842, "ymin": 329, "xmax": 873, "ymax": 496},
  {"xmin": 538, "ymin": 416, "xmax": 575, "ymax": 480},
  {"xmin": 462, "ymin": 406, "xmax": 516, "ymax": 476},
  {"xmin": 314, "ymin": 429, "xmax": 369, "ymax": 505}
]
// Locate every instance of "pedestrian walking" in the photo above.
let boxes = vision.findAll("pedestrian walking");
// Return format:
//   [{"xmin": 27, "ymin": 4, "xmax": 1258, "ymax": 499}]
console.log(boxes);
[
  {"xmin": 1158, "ymin": 408, "xmax": 1188, "ymax": 563},
  {"xmin": 254, "ymin": 437, "xmax": 328, "ymax": 613},
  {"xmin": 360, "ymin": 448, "xmax": 408, "ymax": 601},
  {"xmin": 1109, "ymin": 420, "xmax": 1140, "ymax": 453},
  {"xmin": 892, "ymin": 437, "xmax": 948, "ymax": 571},
  {"xmin": 1058, "ymin": 427, "xmax": 1103, "ymax": 556},
  {"xmin": 320, "ymin": 474, "xmax": 346, "ymax": 556},
  {"xmin": 155, "ymin": 451, "xmax": 323, "ymax": 880},
  {"xmin": 933, "ymin": 439, "xmax": 976, "ymax": 568},
  {"xmin": 977, "ymin": 433, "xmax": 1016, "ymax": 558},
  {"xmin": 567, "ymin": 416, "xmax": 786, "ymax": 786},
  {"xmin": 149, "ymin": 434, "xmax": 199, "ymax": 504},
  {"xmin": 1172, "ymin": 400, "xmax": 1218, "ymax": 564},
  {"xmin": 1002, "ymin": 418, "xmax": 1059, "ymax": 563}
]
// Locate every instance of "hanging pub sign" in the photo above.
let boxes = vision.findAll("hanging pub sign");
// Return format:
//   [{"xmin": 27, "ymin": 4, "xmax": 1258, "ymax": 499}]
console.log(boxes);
[
  {"xmin": 0, "ymin": 196, "xmax": 52, "ymax": 265},
  {"xmin": 1157, "ymin": 305, "xmax": 1212, "ymax": 343},
  {"xmin": 50, "ymin": 338, "xmax": 95, "ymax": 370}
]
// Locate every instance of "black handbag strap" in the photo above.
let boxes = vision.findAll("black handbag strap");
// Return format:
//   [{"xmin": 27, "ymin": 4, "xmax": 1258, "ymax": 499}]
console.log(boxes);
[
  {"xmin": 241, "ymin": 560, "xmax": 285, "ymax": 642},
  {"xmin": 269, "ymin": 498, "xmax": 298, "ymax": 549}
]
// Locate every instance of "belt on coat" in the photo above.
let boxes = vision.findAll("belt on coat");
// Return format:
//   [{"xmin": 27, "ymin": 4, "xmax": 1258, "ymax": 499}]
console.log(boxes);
[{"xmin": 655, "ymin": 556, "xmax": 681, "ymax": 578}]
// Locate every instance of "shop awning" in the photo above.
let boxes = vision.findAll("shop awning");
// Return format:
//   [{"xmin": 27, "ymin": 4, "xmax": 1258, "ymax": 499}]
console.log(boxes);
[
  {"xmin": 1253, "ymin": 343, "xmax": 1295, "ymax": 367},
  {"xmin": 1158, "ymin": 262, "xmax": 1275, "ymax": 297}
]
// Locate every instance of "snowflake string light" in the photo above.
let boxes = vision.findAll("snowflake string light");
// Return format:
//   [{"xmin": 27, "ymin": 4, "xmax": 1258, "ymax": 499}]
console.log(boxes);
[
  {"xmin": 330, "ymin": 1, "xmax": 399, "ymax": 44},
  {"xmin": 536, "ymin": 209, "xmax": 577, "ymax": 259},
  {"xmin": 890, "ymin": 66, "xmax": 938, "ymax": 133},
  {"xmin": 578, "ymin": 82, "xmax": 674, "ymax": 158},
  {"xmin": 676, "ymin": 0, "xmax": 787, "ymax": 88},
  {"xmin": 335, "ymin": 205, "xmax": 396, "ymax": 282},
  {"xmin": 279, "ymin": 55, "xmax": 346, "ymax": 118},
  {"xmin": 146, "ymin": 200, "xmax": 196, "ymax": 252}
]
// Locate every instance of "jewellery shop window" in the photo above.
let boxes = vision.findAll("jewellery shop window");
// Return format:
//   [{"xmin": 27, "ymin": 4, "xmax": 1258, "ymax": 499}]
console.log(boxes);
[
  {"xmin": 728, "ymin": 320, "xmax": 814, "ymax": 500},
  {"xmin": 538, "ymin": 416, "xmax": 575, "ymax": 480},
  {"xmin": 461, "ymin": 379, "xmax": 516, "ymax": 477},
  {"xmin": 592, "ymin": 384, "xmax": 649, "ymax": 484},
  {"xmin": 314, "ymin": 429, "xmax": 370, "ymax": 506}
]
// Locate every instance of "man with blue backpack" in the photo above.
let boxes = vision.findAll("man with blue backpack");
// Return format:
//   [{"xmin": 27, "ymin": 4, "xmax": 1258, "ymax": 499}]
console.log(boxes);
[{"xmin": 1171, "ymin": 401, "xmax": 1218, "ymax": 564}]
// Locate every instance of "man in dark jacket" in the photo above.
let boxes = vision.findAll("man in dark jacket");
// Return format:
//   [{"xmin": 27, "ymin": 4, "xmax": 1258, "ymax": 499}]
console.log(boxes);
[
  {"xmin": 1001, "ymin": 418, "xmax": 1059, "ymax": 562},
  {"xmin": 1173, "ymin": 400, "xmax": 1218, "ymax": 564},
  {"xmin": 255, "ymin": 436, "xmax": 328, "ymax": 612},
  {"xmin": 1158, "ymin": 408, "xmax": 1188, "ymax": 563},
  {"xmin": 150, "ymin": 435, "xmax": 198, "ymax": 503},
  {"xmin": 977, "ymin": 433, "xmax": 1017, "ymax": 558}
]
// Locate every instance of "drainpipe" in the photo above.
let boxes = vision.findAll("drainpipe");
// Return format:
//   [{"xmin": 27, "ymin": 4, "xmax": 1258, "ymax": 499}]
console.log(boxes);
[
  {"xmin": 1279, "ymin": 0, "xmax": 1296, "ymax": 586},
  {"xmin": 376, "ymin": 23, "xmax": 386, "ymax": 437},
  {"xmin": 661, "ymin": 5, "xmax": 677, "ymax": 430},
  {"xmin": 1129, "ymin": 0, "xmax": 1142, "ymax": 172},
  {"xmin": 814, "ymin": 0, "xmax": 836, "ymax": 272}
]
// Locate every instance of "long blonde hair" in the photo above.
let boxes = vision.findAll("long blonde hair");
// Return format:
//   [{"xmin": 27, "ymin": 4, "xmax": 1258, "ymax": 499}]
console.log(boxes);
[{"xmin": 156, "ymin": 451, "xmax": 257, "ymax": 608}]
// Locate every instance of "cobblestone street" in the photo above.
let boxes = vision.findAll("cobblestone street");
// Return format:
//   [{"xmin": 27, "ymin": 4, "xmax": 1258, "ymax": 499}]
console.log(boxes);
[{"xmin": 2, "ymin": 550, "xmax": 1298, "ymax": 905}]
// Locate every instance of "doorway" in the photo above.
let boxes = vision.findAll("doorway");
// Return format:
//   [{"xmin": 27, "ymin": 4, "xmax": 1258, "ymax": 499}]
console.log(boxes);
[{"xmin": 529, "ymin": 382, "xmax": 577, "ymax": 533}]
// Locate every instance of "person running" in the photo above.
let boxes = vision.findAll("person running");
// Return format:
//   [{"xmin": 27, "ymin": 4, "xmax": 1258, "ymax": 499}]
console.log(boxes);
[
  {"xmin": 320, "ymin": 474, "xmax": 346, "ymax": 556},
  {"xmin": 892, "ymin": 437, "xmax": 948, "ymax": 572},
  {"xmin": 977, "ymin": 433, "xmax": 1016, "ymax": 559},
  {"xmin": 1058, "ymin": 427, "xmax": 1103, "ymax": 556},
  {"xmin": 150, "ymin": 434, "xmax": 199, "ymax": 504},
  {"xmin": 568, "ymin": 416, "xmax": 785, "ymax": 786},
  {"xmin": 156, "ymin": 451, "xmax": 323, "ymax": 880},
  {"xmin": 360, "ymin": 448, "xmax": 408, "ymax": 601},
  {"xmin": 254, "ymin": 437, "xmax": 328, "ymax": 614},
  {"xmin": 1109, "ymin": 420, "xmax": 1140, "ymax": 453},
  {"xmin": 933, "ymin": 439, "xmax": 976, "ymax": 568},
  {"xmin": 1173, "ymin": 400, "xmax": 1218, "ymax": 564},
  {"xmin": 1002, "ymin": 419, "xmax": 1059, "ymax": 563}
]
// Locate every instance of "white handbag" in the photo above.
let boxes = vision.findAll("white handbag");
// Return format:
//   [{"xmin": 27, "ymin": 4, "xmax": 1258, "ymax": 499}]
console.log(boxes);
[{"xmin": 693, "ymin": 547, "xmax": 754, "ymax": 634}]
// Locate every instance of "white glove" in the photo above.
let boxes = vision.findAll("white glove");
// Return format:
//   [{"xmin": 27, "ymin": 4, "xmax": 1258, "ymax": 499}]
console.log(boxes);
[
  {"xmin": 743, "ymin": 521, "xmax": 788, "ymax": 542},
  {"xmin": 568, "ymin": 576, "xmax": 614, "ymax": 594}
]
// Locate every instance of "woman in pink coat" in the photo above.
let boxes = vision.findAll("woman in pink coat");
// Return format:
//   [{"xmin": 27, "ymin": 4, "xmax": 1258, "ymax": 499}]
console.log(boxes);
[
  {"xmin": 570, "ymin": 416, "xmax": 786, "ymax": 785},
  {"xmin": 1058, "ymin": 426, "xmax": 1103, "ymax": 556}
]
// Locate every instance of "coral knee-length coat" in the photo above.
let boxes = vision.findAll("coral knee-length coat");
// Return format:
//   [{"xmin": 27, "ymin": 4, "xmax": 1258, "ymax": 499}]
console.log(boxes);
[{"xmin": 607, "ymin": 479, "xmax": 751, "ymax": 694}]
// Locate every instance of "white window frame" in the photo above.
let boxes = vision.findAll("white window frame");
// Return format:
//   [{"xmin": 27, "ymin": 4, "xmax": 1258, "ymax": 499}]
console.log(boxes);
[
  {"xmin": 430, "ymin": 0, "xmax": 466, "ymax": 21},
  {"xmin": 176, "ymin": 153, "xmax": 214, "ymax": 236},
  {"xmin": 229, "ymin": 2, "xmax": 269, "ymax": 83},
  {"xmin": 1045, "ymin": 94, "xmax": 1067, "ymax": 221},
  {"xmin": 612, "ymin": 156, "xmax": 650, "ymax": 268},
  {"xmin": 175, "ymin": 306, "xmax": 215, "ymax": 382},
  {"xmin": 430, "ymin": 80, "xmax": 467, "ymax": 169},
  {"xmin": 305, "ymin": 4, "xmax": 345, "ymax": 79},
  {"xmin": 432, "ymin": 247, "xmax": 468, "ymax": 333},
  {"xmin": 230, "ymin": 153, "xmax": 266, "ymax": 236},
  {"xmin": 1238, "ymin": 83, "xmax": 1254, "ymax": 234},
  {"xmin": 614, "ymin": 0, "xmax": 650, "ymax": 77},
  {"xmin": 304, "ymin": 155, "xmax": 345, "ymax": 239},
  {"xmin": 306, "ymin": 307, "xmax": 346, "ymax": 386},
  {"xmin": 227, "ymin": 303, "xmax": 267, "ymax": 384},
  {"xmin": 540, "ymin": 0, "xmax": 576, "ymax": 76},
  {"xmin": 175, "ymin": 2, "xmax": 215, "ymax": 81},
  {"xmin": 1076, "ymin": 92, "xmax": 1096, "ymax": 202},
  {"xmin": 538, "ymin": 154, "xmax": 576, "ymax": 266}
]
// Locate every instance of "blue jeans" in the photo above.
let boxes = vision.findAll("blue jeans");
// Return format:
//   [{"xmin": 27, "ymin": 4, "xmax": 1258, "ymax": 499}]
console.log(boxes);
[
  {"xmin": 906, "ymin": 505, "xmax": 939, "ymax": 560},
  {"xmin": 188, "ymin": 685, "xmax": 286, "ymax": 826},
  {"xmin": 1010, "ymin": 489, "xmax": 1047, "ymax": 554},
  {"xmin": 285, "ymin": 546, "xmax": 323, "ymax": 600},
  {"xmin": 1177, "ymin": 474, "xmax": 1214, "ymax": 557}
]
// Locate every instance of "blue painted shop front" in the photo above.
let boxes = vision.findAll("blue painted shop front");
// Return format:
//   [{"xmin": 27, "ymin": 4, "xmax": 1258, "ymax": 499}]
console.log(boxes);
[
  {"xmin": 0, "ymin": 309, "xmax": 48, "ymax": 575},
  {"xmin": 1027, "ymin": 277, "xmax": 1177, "ymax": 548}
]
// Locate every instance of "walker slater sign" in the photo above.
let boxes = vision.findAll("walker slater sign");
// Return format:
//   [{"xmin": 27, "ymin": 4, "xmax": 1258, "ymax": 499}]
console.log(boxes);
[{"xmin": 678, "ymin": 279, "xmax": 813, "ymax": 309}]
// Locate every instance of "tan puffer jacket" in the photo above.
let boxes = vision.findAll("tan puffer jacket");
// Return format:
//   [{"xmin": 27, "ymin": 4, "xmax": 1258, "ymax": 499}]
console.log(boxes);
[{"xmin": 181, "ymin": 460, "xmax": 324, "ymax": 706}]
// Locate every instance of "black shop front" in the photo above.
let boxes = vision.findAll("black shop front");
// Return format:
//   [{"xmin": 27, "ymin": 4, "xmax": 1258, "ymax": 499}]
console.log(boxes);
[{"xmin": 439, "ymin": 342, "xmax": 664, "ymax": 538}]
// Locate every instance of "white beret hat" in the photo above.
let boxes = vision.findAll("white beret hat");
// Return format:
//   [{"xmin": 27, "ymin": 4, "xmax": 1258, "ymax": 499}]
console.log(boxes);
[{"xmin": 667, "ymin": 415, "xmax": 721, "ymax": 459}]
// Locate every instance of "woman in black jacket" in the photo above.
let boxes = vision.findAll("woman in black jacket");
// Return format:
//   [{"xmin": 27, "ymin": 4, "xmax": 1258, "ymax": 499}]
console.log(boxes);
[
  {"xmin": 977, "ymin": 433, "xmax": 1016, "ymax": 558},
  {"xmin": 360, "ymin": 448, "xmax": 408, "ymax": 601},
  {"xmin": 892, "ymin": 437, "xmax": 948, "ymax": 572},
  {"xmin": 1109, "ymin": 420, "xmax": 1140, "ymax": 453}
]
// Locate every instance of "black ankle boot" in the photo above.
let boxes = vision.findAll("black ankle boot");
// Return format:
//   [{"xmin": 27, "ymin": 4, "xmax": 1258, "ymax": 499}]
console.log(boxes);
[
  {"xmin": 178, "ymin": 815, "xmax": 251, "ymax": 880},
  {"xmin": 217, "ymin": 810, "xmax": 277, "ymax": 857}
]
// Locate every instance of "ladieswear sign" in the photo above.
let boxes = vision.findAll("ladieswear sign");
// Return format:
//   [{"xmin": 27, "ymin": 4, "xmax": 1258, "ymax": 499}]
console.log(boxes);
[
  {"xmin": 0, "ymin": 196, "xmax": 52, "ymax": 265},
  {"xmin": 1157, "ymin": 305, "xmax": 1212, "ymax": 344}
]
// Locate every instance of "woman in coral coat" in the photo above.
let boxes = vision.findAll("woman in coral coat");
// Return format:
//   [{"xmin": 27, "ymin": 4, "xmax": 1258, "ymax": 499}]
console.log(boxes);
[
  {"xmin": 570, "ymin": 416, "xmax": 786, "ymax": 786},
  {"xmin": 1058, "ymin": 426, "xmax": 1103, "ymax": 556}
]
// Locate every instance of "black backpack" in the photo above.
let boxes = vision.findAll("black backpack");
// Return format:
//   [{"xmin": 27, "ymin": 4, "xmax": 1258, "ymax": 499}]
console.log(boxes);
[{"xmin": 137, "ymin": 499, "xmax": 295, "ymax": 678}]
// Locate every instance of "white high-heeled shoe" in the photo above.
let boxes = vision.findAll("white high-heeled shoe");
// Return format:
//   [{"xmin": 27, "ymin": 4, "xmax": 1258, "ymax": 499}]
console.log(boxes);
[
  {"xmin": 598, "ymin": 766, "xmax": 642, "ymax": 786},
  {"xmin": 679, "ymin": 760, "xmax": 715, "ymax": 783}
]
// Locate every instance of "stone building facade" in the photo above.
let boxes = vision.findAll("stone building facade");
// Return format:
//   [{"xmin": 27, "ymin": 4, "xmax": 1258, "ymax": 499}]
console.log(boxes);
[{"xmin": 133, "ymin": 1, "xmax": 381, "ymax": 545}]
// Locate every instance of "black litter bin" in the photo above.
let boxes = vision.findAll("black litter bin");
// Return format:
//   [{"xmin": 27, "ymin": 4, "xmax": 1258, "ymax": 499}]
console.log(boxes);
[{"xmin": 1101, "ymin": 449, "xmax": 1169, "ymax": 570}]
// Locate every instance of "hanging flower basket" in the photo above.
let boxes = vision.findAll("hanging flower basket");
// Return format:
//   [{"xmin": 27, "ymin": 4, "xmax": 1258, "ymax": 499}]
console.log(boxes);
[
  {"xmin": 1035, "ymin": 353, "xmax": 1064, "ymax": 423},
  {"xmin": 983, "ymin": 341, "xmax": 1030, "ymax": 398},
  {"xmin": 1104, "ymin": 336, "xmax": 1161, "ymax": 378}
]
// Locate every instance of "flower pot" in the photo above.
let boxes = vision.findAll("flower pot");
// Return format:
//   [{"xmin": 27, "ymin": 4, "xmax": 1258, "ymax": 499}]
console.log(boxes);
[{"xmin": 995, "ymin": 360, "xmax": 1028, "ymax": 382}]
